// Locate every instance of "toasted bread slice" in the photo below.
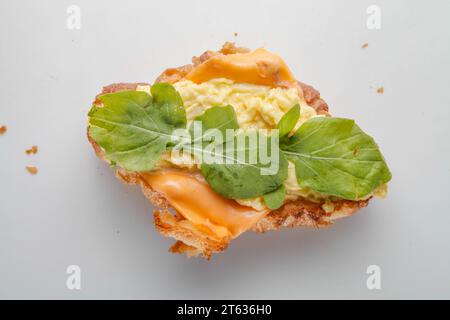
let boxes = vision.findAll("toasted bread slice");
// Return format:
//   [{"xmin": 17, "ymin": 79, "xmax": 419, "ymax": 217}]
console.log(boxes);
[{"xmin": 88, "ymin": 43, "xmax": 371, "ymax": 259}]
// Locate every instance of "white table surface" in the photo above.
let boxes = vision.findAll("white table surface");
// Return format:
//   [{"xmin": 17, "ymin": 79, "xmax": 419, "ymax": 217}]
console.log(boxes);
[{"xmin": 1, "ymin": 0, "xmax": 449, "ymax": 299}]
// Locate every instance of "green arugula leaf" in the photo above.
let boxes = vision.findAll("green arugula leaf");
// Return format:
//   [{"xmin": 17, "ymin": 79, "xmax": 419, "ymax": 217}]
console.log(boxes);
[
  {"xmin": 187, "ymin": 105, "xmax": 240, "ymax": 147},
  {"xmin": 200, "ymin": 132, "xmax": 288, "ymax": 199},
  {"xmin": 194, "ymin": 105, "xmax": 239, "ymax": 136},
  {"xmin": 151, "ymin": 83, "xmax": 186, "ymax": 128},
  {"xmin": 184, "ymin": 105, "xmax": 288, "ymax": 199},
  {"xmin": 88, "ymin": 90, "xmax": 183, "ymax": 172},
  {"xmin": 277, "ymin": 104, "xmax": 300, "ymax": 137},
  {"xmin": 263, "ymin": 185, "xmax": 286, "ymax": 210},
  {"xmin": 281, "ymin": 117, "xmax": 392, "ymax": 200}
]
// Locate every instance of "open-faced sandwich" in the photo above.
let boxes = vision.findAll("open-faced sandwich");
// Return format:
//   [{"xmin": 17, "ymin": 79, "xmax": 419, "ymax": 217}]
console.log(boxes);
[{"xmin": 87, "ymin": 42, "xmax": 391, "ymax": 259}]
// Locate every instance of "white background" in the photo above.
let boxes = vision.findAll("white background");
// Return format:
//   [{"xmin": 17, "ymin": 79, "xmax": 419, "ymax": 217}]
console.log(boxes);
[{"xmin": 0, "ymin": 0, "xmax": 449, "ymax": 299}]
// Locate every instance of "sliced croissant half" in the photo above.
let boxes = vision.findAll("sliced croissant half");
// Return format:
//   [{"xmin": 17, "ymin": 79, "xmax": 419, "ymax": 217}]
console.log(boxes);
[{"xmin": 87, "ymin": 43, "xmax": 391, "ymax": 259}]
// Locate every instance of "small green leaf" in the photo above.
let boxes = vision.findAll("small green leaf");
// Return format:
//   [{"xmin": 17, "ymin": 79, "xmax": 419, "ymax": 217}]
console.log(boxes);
[
  {"xmin": 263, "ymin": 185, "xmax": 286, "ymax": 209},
  {"xmin": 200, "ymin": 133, "xmax": 288, "ymax": 199},
  {"xmin": 276, "ymin": 104, "xmax": 300, "ymax": 137},
  {"xmin": 151, "ymin": 83, "xmax": 186, "ymax": 128},
  {"xmin": 189, "ymin": 105, "xmax": 240, "ymax": 146},
  {"xmin": 195, "ymin": 105, "xmax": 239, "ymax": 136},
  {"xmin": 184, "ymin": 106, "xmax": 288, "ymax": 199}
]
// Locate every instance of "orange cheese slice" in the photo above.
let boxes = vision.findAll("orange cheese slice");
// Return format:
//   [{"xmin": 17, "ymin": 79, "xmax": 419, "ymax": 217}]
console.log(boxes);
[
  {"xmin": 141, "ymin": 171, "xmax": 269, "ymax": 239},
  {"xmin": 185, "ymin": 48, "xmax": 296, "ymax": 87}
]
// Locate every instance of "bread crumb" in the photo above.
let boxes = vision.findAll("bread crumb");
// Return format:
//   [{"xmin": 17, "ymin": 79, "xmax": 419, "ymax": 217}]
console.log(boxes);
[
  {"xmin": 361, "ymin": 43, "xmax": 369, "ymax": 49},
  {"xmin": 26, "ymin": 166, "xmax": 38, "ymax": 175},
  {"xmin": 25, "ymin": 145, "xmax": 38, "ymax": 155},
  {"xmin": 377, "ymin": 86, "xmax": 384, "ymax": 94},
  {"xmin": 0, "ymin": 125, "xmax": 6, "ymax": 135}
]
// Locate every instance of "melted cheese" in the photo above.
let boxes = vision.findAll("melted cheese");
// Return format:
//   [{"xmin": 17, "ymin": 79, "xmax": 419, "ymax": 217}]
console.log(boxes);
[
  {"xmin": 141, "ymin": 171, "xmax": 269, "ymax": 239},
  {"xmin": 185, "ymin": 48, "xmax": 296, "ymax": 87}
]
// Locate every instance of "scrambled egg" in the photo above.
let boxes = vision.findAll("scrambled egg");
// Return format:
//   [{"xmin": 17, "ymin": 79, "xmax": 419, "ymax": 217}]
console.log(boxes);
[{"xmin": 173, "ymin": 78, "xmax": 317, "ymax": 129}]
